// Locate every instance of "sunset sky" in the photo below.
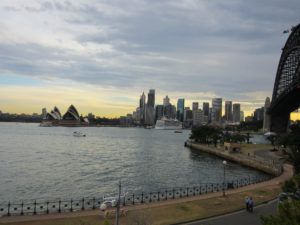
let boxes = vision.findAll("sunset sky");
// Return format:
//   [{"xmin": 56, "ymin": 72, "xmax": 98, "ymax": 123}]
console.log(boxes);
[{"xmin": 0, "ymin": 0, "xmax": 299, "ymax": 119}]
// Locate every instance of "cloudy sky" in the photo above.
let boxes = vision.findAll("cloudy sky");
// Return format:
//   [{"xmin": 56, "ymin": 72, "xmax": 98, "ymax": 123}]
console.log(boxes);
[{"xmin": 0, "ymin": 0, "xmax": 299, "ymax": 118}]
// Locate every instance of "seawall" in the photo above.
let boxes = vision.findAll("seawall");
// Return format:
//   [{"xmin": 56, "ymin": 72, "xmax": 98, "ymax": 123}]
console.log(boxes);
[{"xmin": 185, "ymin": 141, "xmax": 282, "ymax": 176}]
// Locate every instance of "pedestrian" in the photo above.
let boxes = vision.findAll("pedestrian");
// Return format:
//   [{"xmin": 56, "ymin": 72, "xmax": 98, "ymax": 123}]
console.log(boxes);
[
  {"xmin": 245, "ymin": 196, "xmax": 249, "ymax": 211},
  {"xmin": 249, "ymin": 197, "xmax": 254, "ymax": 212}
]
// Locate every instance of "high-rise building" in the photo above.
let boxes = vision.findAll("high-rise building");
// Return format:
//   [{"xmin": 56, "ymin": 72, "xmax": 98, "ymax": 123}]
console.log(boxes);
[
  {"xmin": 42, "ymin": 108, "xmax": 47, "ymax": 119},
  {"xmin": 155, "ymin": 105, "xmax": 164, "ymax": 121},
  {"xmin": 145, "ymin": 89, "xmax": 155, "ymax": 125},
  {"xmin": 203, "ymin": 102, "xmax": 209, "ymax": 117},
  {"xmin": 192, "ymin": 102, "xmax": 199, "ymax": 111},
  {"xmin": 163, "ymin": 95, "xmax": 170, "ymax": 106},
  {"xmin": 225, "ymin": 101, "xmax": 232, "ymax": 122},
  {"xmin": 254, "ymin": 107, "xmax": 264, "ymax": 121},
  {"xmin": 240, "ymin": 111, "xmax": 244, "ymax": 122},
  {"xmin": 263, "ymin": 97, "xmax": 271, "ymax": 132},
  {"xmin": 212, "ymin": 98, "xmax": 222, "ymax": 123},
  {"xmin": 139, "ymin": 92, "xmax": 146, "ymax": 125},
  {"xmin": 193, "ymin": 109, "xmax": 203, "ymax": 127},
  {"xmin": 232, "ymin": 103, "xmax": 241, "ymax": 123},
  {"xmin": 177, "ymin": 99, "xmax": 185, "ymax": 122},
  {"xmin": 184, "ymin": 107, "xmax": 193, "ymax": 121}
]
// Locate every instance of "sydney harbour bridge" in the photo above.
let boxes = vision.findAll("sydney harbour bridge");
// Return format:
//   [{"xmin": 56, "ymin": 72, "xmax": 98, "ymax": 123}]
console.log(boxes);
[{"xmin": 268, "ymin": 23, "xmax": 300, "ymax": 133}]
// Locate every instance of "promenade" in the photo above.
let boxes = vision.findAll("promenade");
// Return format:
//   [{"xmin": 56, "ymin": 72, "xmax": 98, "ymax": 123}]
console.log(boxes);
[{"xmin": 0, "ymin": 148, "xmax": 293, "ymax": 225}]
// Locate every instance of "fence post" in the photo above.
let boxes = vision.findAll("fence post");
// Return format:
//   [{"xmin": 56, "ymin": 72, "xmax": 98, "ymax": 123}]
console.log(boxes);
[
  {"xmin": 21, "ymin": 201, "xmax": 24, "ymax": 216},
  {"xmin": 92, "ymin": 198, "xmax": 95, "ymax": 209},
  {"xmin": 34, "ymin": 200, "xmax": 37, "ymax": 215},
  {"xmin": 7, "ymin": 201, "xmax": 10, "ymax": 216},
  {"xmin": 158, "ymin": 192, "xmax": 160, "ymax": 201},
  {"xmin": 165, "ymin": 190, "xmax": 167, "ymax": 200},
  {"xmin": 173, "ymin": 189, "xmax": 175, "ymax": 199},
  {"xmin": 141, "ymin": 192, "xmax": 144, "ymax": 203},
  {"xmin": 46, "ymin": 201, "xmax": 49, "ymax": 214},
  {"xmin": 58, "ymin": 200, "xmax": 61, "ymax": 213},
  {"xmin": 70, "ymin": 199, "xmax": 73, "ymax": 212},
  {"xmin": 149, "ymin": 192, "xmax": 152, "ymax": 202},
  {"xmin": 132, "ymin": 194, "xmax": 135, "ymax": 205},
  {"xmin": 82, "ymin": 198, "xmax": 85, "ymax": 210}
]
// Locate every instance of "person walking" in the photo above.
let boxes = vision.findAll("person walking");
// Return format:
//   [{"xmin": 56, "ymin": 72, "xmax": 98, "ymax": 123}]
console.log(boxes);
[
  {"xmin": 249, "ymin": 197, "xmax": 254, "ymax": 212},
  {"xmin": 245, "ymin": 196, "xmax": 249, "ymax": 211}
]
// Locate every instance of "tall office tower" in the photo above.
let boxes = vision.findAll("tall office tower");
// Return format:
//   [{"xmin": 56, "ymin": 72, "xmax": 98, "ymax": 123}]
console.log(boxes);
[
  {"xmin": 145, "ymin": 89, "xmax": 155, "ymax": 125},
  {"xmin": 203, "ymin": 102, "xmax": 209, "ymax": 117},
  {"xmin": 155, "ymin": 105, "xmax": 164, "ymax": 121},
  {"xmin": 163, "ymin": 95, "xmax": 170, "ymax": 106},
  {"xmin": 254, "ymin": 107, "xmax": 264, "ymax": 121},
  {"xmin": 184, "ymin": 107, "xmax": 193, "ymax": 121},
  {"xmin": 225, "ymin": 101, "xmax": 232, "ymax": 122},
  {"xmin": 232, "ymin": 104, "xmax": 241, "ymax": 123},
  {"xmin": 192, "ymin": 102, "xmax": 199, "ymax": 111},
  {"xmin": 172, "ymin": 105, "xmax": 177, "ymax": 119},
  {"xmin": 240, "ymin": 111, "xmax": 244, "ymax": 122},
  {"xmin": 42, "ymin": 108, "xmax": 47, "ymax": 119},
  {"xmin": 177, "ymin": 99, "xmax": 185, "ymax": 122},
  {"xmin": 212, "ymin": 98, "xmax": 222, "ymax": 123},
  {"xmin": 139, "ymin": 92, "xmax": 146, "ymax": 125},
  {"xmin": 263, "ymin": 97, "xmax": 271, "ymax": 132},
  {"xmin": 135, "ymin": 107, "xmax": 141, "ymax": 124},
  {"xmin": 193, "ymin": 109, "xmax": 205, "ymax": 127}
]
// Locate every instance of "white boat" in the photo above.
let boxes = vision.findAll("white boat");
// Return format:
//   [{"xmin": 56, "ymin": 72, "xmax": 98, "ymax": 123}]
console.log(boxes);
[
  {"xmin": 155, "ymin": 118, "xmax": 182, "ymax": 130},
  {"xmin": 73, "ymin": 131, "xmax": 86, "ymax": 137}
]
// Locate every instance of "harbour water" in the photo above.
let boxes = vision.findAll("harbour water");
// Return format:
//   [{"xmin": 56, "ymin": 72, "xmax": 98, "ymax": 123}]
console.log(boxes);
[{"xmin": 0, "ymin": 122, "xmax": 270, "ymax": 203}]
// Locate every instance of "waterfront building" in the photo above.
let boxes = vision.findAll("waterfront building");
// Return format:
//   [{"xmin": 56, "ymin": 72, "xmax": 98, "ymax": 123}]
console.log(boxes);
[
  {"xmin": 177, "ymin": 99, "xmax": 185, "ymax": 122},
  {"xmin": 192, "ymin": 102, "xmax": 199, "ymax": 111},
  {"xmin": 163, "ymin": 95, "xmax": 170, "ymax": 106},
  {"xmin": 155, "ymin": 105, "xmax": 164, "ymax": 121},
  {"xmin": 193, "ymin": 109, "xmax": 204, "ymax": 127},
  {"xmin": 139, "ymin": 92, "xmax": 146, "ymax": 125},
  {"xmin": 225, "ymin": 101, "xmax": 232, "ymax": 122},
  {"xmin": 42, "ymin": 108, "xmax": 47, "ymax": 119},
  {"xmin": 263, "ymin": 97, "xmax": 271, "ymax": 132},
  {"xmin": 212, "ymin": 98, "xmax": 222, "ymax": 123},
  {"xmin": 145, "ymin": 89, "xmax": 155, "ymax": 125},
  {"xmin": 232, "ymin": 104, "xmax": 241, "ymax": 123}
]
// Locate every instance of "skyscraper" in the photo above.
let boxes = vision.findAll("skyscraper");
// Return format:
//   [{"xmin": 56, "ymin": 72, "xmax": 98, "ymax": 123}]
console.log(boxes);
[
  {"xmin": 225, "ymin": 101, "xmax": 232, "ymax": 122},
  {"xmin": 203, "ymin": 102, "xmax": 209, "ymax": 117},
  {"xmin": 145, "ymin": 89, "xmax": 155, "ymax": 125},
  {"xmin": 232, "ymin": 103, "xmax": 241, "ymax": 123},
  {"xmin": 163, "ymin": 95, "xmax": 170, "ymax": 106},
  {"xmin": 139, "ymin": 92, "xmax": 146, "ymax": 125},
  {"xmin": 212, "ymin": 98, "xmax": 222, "ymax": 123},
  {"xmin": 177, "ymin": 99, "xmax": 185, "ymax": 122},
  {"xmin": 155, "ymin": 105, "xmax": 164, "ymax": 121},
  {"xmin": 192, "ymin": 102, "xmax": 199, "ymax": 111},
  {"xmin": 42, "ymin": 108, "xmax": 47, "ymax": 119}
]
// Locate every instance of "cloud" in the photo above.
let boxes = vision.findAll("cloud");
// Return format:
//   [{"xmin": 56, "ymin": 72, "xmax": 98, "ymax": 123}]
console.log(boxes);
[{"xmin": 0, "ymin": 0, "xmax": 299, "ymax": 115}]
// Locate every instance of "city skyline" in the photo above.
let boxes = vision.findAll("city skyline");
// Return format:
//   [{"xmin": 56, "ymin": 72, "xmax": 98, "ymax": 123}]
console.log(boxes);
[{"xmin": 0, "ymin": 1, "xmax": 300, "ymax": 120}]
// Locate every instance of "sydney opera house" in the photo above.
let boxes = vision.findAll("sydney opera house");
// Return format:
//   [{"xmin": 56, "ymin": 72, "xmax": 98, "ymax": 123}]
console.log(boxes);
[{"xmin": 43, "ymin": 105, "xmax": 89, "ymax": 126}]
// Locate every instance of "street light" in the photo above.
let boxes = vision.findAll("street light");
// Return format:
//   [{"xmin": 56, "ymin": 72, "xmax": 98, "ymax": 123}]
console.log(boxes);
[{"xmin": 223, "ymin": 160, "xmax": 227, "ymax": 197}]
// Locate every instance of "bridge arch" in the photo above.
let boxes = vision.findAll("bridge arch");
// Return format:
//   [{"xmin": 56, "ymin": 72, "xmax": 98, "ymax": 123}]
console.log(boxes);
[{"xmin": 269, "ymin": 23, "xmax": 300, "ymax": 133}]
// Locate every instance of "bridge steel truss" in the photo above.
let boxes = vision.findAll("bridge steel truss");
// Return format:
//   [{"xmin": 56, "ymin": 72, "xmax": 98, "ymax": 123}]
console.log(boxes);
[{"xmin": 269, "ymin": 23, "xmax": 300, "ymax": 133}]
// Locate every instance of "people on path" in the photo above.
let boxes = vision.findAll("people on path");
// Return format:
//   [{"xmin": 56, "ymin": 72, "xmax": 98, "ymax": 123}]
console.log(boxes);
[
  {"xmin": 245, "ymin": 196, "xmax": 249, "ymax": 211},
  {"xmin": 249, "ymin": 197, "xmax": 254, "ymax": 212}
]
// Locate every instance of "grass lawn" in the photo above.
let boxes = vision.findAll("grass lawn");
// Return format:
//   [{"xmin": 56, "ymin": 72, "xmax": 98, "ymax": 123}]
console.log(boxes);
[{"xmin": 0, "ymin": 184, "xmax": 281, "ymax": 225}]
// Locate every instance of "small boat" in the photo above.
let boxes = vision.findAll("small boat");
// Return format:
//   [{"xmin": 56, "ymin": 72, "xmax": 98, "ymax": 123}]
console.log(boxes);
[
  {"xmin": 174, "ymin": 130, "xmax": 182, "ymax": 133},
  {"xmin": 73, "ymin": 131, "xmax": 86, "ymax": 137}
]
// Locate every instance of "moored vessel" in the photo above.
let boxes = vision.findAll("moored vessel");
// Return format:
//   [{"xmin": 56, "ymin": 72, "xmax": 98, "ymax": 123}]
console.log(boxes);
[{"xmin": 155, "ymin": 117, "xmax": 182, "ymax": 130}]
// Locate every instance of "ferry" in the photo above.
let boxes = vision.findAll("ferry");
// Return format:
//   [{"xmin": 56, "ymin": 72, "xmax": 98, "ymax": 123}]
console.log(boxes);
[{"xmin": 155, "ymin": 117, "xmax": 182, "ymax": 130}]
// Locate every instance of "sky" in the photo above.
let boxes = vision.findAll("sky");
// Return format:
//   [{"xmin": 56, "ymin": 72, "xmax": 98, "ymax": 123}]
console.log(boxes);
[{"xmin": 0, "ymin": 0, "xmax": 299, "ymax": 119}]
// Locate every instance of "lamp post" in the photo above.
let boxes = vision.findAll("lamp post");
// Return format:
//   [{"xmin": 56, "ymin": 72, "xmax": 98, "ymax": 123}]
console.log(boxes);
[
  {"xmin": 223, "ymin": 160, "xmax": 227, "ymax": 197},
  {"xmin": 115, "ymin": 181, "xmax": 121, "ymax": 225}
]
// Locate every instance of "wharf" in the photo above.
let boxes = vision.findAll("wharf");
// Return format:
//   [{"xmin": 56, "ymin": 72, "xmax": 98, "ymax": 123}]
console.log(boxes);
[{"xmin": 184, "ymin": 141, "xmax": 282, "ymax": 176}]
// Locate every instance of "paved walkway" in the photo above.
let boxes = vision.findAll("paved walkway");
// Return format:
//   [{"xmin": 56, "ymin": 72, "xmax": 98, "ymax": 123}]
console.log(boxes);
[
  {"xmin": 182, "ymin": 199, "xmax": 277, "ymax": 225},
  {"xmin": 0, "ymin": 163, "xmax": 293, "ymax": 224}
]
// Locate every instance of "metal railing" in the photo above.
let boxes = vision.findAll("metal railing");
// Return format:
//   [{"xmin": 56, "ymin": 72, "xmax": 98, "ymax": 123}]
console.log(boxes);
[{"xmin": 0, "ymin": 175, "xmax": 272, "ymax": 217}]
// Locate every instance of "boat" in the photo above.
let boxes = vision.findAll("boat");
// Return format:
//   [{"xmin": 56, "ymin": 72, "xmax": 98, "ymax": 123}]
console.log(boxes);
[
  {"xmin": 73, "ymin": 131, "xmax": 86, "ymax": 137},
  {"xmin": 39, "ymin": 121, "xmax": 53, "ymax": 127},
  {"xmin": 174, "ymin": 130, "xmax": 182, "ymax": 133},
  {"xmin": 155, "ymin": 117, "xmax": 182, "ymax": 130}
]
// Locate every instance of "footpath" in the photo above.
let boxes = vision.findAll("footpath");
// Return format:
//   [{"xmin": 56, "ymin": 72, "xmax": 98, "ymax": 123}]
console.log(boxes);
[{"xmin": 0, "ymin": 149, "xmax": 293, "ymax": 225}]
